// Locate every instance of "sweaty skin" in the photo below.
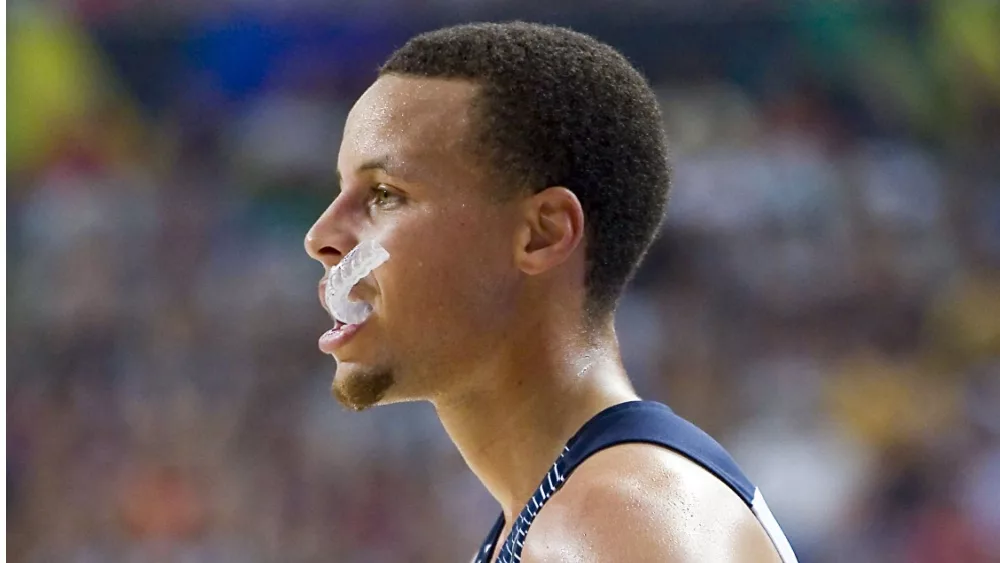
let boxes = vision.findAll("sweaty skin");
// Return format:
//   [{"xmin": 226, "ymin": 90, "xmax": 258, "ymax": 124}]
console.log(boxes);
[{"xmin": 305, "ymin": 75, "xmax": 782, "ymax": 562}]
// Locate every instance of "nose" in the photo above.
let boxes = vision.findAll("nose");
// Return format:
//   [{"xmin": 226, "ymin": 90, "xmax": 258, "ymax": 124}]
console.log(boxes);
[{"xmin": 304, "ymin": 200, "xmax": 358, "ymax": 270}]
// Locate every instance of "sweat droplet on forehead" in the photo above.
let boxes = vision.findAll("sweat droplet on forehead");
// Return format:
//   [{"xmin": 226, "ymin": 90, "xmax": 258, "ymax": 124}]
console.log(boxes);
[{"xmin": 341, "ymin": 76, "xmax": 479, "ymax": 169}]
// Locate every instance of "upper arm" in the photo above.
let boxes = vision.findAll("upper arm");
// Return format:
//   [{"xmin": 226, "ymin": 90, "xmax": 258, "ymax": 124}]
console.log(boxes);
[{"xmin": 521, "ymin": 444, "xmax": 782, "ymax": 563}]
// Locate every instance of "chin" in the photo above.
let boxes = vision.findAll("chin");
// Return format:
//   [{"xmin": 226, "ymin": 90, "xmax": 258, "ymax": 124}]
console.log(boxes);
[{"xmin": 331, "ymin": 363, "xmax": 397, "ymax": 411}]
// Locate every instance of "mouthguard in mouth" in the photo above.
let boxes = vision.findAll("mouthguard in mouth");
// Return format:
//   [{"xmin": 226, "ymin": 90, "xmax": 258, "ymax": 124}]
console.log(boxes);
[{"xmin": 324, "ymin": 240, "xmax": 390, "ymax": 325}]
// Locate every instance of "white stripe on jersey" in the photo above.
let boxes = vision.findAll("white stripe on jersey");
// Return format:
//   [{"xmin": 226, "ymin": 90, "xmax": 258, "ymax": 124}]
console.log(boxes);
[{"xmin": 751, "ymin": 488, "xmax": 799, "ymax": 563}]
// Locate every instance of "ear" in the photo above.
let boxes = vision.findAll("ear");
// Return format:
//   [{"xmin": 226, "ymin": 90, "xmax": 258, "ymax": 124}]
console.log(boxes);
[{"xmin": 514, "ymin": 187, "xmax": 585, "ymax": 276}]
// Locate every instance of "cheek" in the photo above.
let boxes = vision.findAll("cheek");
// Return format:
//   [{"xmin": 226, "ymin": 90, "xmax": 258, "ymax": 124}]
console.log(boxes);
[{"xmin": 379, "ymin": 213, "xmax": 513, "ymax": 332}]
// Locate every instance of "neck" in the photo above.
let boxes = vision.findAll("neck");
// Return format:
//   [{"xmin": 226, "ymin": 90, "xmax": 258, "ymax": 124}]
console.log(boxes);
[{"xmin": 431, "ymin": 317, "xmax": 639, "ymax": 521}]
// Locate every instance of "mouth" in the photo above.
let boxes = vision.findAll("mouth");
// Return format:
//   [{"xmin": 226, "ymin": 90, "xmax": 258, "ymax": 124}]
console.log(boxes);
[
  {"xmin": 317, "ymin": 277, "xmax": 375, "ymax": 355},
  {"xmin": 317, "ymin": 279, "xmax": 373, "ymax": 321},
  {"xmin": 319, "ymin": 317, "xmax": 367, "ymax": 354}
]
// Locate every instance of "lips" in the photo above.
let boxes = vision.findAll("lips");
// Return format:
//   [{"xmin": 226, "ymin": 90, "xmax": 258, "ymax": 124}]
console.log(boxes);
[
  {"xmin": 319, "ymin": 319, "xmax": 365, "ymax": 354},
  {"xmin": 317, "ymin": 277, "xmax": 375, "ymax": 355},
  {"xmin": 318, "ymin": 280, "xmax": 332, "ymax": 316},
  {"xmin": 318, "ymin": 286, "xmax": 367, "ymax": 355}
]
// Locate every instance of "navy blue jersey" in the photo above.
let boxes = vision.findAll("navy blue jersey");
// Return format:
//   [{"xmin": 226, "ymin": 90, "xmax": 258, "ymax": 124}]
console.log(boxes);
[{"xmin": 471, "ymin": 400, "xmax": 797, "ymax": 563}]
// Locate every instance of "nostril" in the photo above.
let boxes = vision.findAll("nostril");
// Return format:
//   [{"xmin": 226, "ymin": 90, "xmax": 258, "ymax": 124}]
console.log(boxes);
[{"xmin": 319, "ymin": 246, "xmax": 341, "ymax": 258}]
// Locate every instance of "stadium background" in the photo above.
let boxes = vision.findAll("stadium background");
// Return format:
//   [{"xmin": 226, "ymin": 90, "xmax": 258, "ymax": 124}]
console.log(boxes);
[{"xmin": 7, "ymin": 1, "xmax": 1000, "ymax": 561}]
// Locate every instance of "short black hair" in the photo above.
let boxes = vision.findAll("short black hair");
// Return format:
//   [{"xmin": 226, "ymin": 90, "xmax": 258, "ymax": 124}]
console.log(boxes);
[{"xmin": 381, "ymin": 21, "xmax": 670, "ymax": 319}]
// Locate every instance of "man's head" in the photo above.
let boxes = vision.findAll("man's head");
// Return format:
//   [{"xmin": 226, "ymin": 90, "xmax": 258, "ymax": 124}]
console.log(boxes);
[{"xmin": 305, "ymin": 22, "xmax": 670, "ymax": 410}]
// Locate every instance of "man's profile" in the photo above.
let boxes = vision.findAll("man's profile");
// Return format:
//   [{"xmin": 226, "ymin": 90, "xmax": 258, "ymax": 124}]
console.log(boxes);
[{"xmin": 305, "ymin": 21, "xmax": 797, "ymax": 563}]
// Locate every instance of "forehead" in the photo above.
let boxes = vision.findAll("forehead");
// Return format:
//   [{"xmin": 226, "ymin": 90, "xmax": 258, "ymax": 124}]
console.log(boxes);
[{"xmin": 340, "ymin": 75, "xmax": 481, "ymax": 182}]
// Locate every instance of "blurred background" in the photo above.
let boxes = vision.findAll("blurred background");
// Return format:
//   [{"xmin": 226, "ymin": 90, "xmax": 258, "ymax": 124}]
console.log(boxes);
[{"xmin": 7, "ymin": 1, "xmax": 1000, "ymax": 562}]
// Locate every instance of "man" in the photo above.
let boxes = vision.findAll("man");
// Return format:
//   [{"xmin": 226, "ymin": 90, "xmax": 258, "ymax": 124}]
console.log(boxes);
[{"xmin": 305, "ymin": 22, "xmax": 797, "ymax": 562}]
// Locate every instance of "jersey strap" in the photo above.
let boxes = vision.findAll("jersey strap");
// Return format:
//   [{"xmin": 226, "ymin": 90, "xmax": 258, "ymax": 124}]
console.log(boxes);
[{"xmin": 472, "ymin": 400, "xmax": 797, "ymax": 563}]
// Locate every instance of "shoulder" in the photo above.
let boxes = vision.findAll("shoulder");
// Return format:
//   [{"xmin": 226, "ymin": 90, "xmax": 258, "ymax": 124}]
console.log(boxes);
[{"xmin": 522, "ymin": 443, "xmax": 781, "ymax": 563}]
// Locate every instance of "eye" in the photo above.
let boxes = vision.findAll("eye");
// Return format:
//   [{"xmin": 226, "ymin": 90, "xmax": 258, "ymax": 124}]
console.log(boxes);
[{"xmin": 369, "ymin": 184, "xmax": 402, "ymax": 210}]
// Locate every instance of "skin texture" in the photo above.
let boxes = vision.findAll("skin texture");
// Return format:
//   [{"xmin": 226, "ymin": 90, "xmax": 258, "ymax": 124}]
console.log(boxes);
[
  {"xmin": 307, "ymin": 75, "xmax": 524, "ymax": 410},
  {"xmin": 519, "ymin": 444, "xmax": 782, "ymax": 563},
  {"xmin": 304, "ymin": 75, "xmax": 781, "ymax": 562}
]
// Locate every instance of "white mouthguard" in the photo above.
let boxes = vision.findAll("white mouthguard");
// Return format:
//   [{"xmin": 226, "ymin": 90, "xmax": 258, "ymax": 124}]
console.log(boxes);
[{"xmin": 325, "ymin": 240, "xmax": 390, "ymax": 325}]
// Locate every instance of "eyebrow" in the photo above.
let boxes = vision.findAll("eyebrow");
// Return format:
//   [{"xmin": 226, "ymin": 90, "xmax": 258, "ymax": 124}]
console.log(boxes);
[{"xmin": 336, "ymin": 156, "xmax": 410, "ymax": 184}]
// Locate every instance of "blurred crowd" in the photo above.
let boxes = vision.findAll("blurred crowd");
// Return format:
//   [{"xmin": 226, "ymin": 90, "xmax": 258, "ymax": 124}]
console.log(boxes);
[{"xmin": 7, "ymin": 2, "xmax": 1000, "ymax": 562}]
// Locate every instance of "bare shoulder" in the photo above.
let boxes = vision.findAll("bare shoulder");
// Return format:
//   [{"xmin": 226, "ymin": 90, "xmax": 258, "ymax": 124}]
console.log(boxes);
[{"xmin": 521, "ymin": 443, "xmax": 782, "ymax": 563}]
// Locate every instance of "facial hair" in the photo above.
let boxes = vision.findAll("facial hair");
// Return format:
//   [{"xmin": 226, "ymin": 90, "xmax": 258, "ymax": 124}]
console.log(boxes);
[{"xmin": 332, "ymin": 366, "xmax": 395, "ymax": 411}]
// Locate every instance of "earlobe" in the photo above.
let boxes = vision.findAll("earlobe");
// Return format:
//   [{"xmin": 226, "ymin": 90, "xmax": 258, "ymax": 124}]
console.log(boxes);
[{"xmin": 516, "ymin": 187, "xmax": 584, "ymax": 276}]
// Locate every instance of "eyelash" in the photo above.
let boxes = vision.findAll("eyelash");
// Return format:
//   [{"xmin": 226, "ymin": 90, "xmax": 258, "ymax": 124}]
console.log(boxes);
[{"xmin": 368, "ymin": 184, "xmax": 402, "ymax": 210}]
